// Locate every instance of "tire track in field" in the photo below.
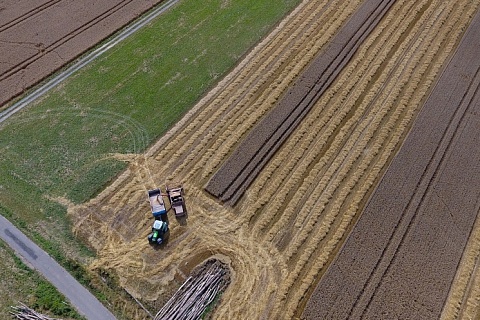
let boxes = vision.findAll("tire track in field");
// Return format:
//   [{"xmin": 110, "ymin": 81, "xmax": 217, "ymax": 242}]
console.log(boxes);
[
  {"xmin": 0, "ymin": 0, "xmax": 64, "ymax": 33},
  {"xmin": 89, "ymin": 0, "xmax": 360, "ymax": 250},
  {"xmin": 69, "ymin": 1, "xmax": 366, "ymax": 318},
  {"xmin": 205, "ymin": 0, "xmax": 396, "ymax": 205},
  {"xmin": 0, "ymin": 0, "xmax": 169, "ymax": 108},
  {"xmin": 65, "ymin": 0, "xmax": 480, "ymax": 319},
  {"xmin": 192, "ymin": 0, "xmax": 359, "ymax": 175},
  {"xmin": 359, "ymin": 60, "xmax": 480, "ymax": 320},
  {"xmin": 350, "ymin": 48, "xmax": 480, "ymax": 320},
  {"xmin": 250, "ymin": 0, "xmax": 428, "ymax": 240},
  {"xmin": 0, "ymin": 0, "xmax": 144, "ymax": 81},
  {"xmin": 153, "ymin": 0, "xmax": 358, "ymax": 183},
  {"xmin": 303, "ymin": 3, "xmax": 480, "ymax": 318},
  {"xmin": 0, "ymin": 0, "xmax": 64, "ymax": 32},
  {"xmin": 267, "ymin": 1, "xmax": 475, "ymax": 317}
]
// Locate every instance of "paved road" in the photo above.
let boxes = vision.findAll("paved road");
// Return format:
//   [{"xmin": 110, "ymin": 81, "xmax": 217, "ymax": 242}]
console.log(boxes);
[
  {"xmin": 0, "ymin": 215, "xmax": 117, "ymax": 319},
  {"xmin": 0, "ymin": 215, "xmax": 117, "ymax": 320}
]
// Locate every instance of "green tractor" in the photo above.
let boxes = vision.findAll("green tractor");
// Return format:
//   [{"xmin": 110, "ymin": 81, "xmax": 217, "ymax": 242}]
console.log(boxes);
[{"xmin": 148, "ymin": 219, "xmax": 168, "ymax": 245}]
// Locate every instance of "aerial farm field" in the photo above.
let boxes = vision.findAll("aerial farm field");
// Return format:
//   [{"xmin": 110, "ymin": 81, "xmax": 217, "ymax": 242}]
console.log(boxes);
[
  {"xmin": 0, "ymin": 0, "xmax": 168, "ymax": 108},
  {"xmin": 0, "ymin": 0, "xmax": 301, "ymax": 318},
  {"xmin": 0, "ymin": 241, "xmax": 84, "ymax": 319},
  {"xmin": 1, "ymin": 0, "xmax": 480, "ymax": 319}
]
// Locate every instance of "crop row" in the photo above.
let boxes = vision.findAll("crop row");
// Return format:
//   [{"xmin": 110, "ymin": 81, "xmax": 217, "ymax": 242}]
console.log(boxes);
[
  {"xmin": 72, "ymin": 0, "xmax": 479, "ymax": 318},
  {"xmin": 156, "ymin": 0, "xmax": 362, "ymax": 186},
  {"xmin": 250, "ymin": 0, "xmax": 475, "ymax": 317}
]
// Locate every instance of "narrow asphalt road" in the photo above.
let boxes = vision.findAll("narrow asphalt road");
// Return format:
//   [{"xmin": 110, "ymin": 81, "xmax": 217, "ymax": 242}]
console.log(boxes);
[{"xmin": 0, "ymin": 215, "xmax": 116, "ymax": 320}]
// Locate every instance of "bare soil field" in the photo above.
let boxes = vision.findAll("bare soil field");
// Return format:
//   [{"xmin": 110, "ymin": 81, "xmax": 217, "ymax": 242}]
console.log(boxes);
[
  {"xmin": 56, "ymin": 0, "xmax": 480, "ymax": 319},
  {"xmin": 0, "ymin": 0, "xmax": 165, "ymax": 108}
]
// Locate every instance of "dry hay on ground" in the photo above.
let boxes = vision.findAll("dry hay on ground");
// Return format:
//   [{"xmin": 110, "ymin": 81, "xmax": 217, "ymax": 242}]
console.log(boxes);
[
  {"xmin": 67, "ymin": 0, "xmax": 480, "ymax": 318},
  {"xmin": 303, "ymin": 6, "xmax": 480, "ymax": 318},
  {"xmin": 205, "ymin": 0, "xmax": 395, "ymax": 205}
]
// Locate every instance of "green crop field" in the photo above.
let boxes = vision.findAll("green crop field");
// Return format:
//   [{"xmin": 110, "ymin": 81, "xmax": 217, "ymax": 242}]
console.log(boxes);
[{"xmin": 0, "ymin": 0, "xmax": 300, "ymax": 317}]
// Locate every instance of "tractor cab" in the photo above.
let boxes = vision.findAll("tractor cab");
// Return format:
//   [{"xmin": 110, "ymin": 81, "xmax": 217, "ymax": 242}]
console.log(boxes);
[{"xmin": 148, "ymin": 219, "xmax": 168, "ymax": 245}]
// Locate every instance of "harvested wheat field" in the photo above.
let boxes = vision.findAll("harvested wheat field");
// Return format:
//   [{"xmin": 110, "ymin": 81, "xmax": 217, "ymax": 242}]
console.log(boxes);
[
  {"xmin": 0, "ymin": 0, "xmax": 166, "ymax": 108},
  {"xmin": 69, "ymin": 0, "xmax": 480, "ymax": 318},
  {"xmin": 303, "ymin": 6, "xmax": 480, "ymax": 319}
]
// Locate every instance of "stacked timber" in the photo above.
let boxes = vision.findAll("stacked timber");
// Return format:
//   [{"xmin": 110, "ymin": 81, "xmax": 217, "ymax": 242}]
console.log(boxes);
[
  {"xmin": 155, "ymin": 259, "xmax": 230, "ymax": 320},
  {"xmin": 10, "ymin": 303, "xmax": 59, "ymax": 320}
]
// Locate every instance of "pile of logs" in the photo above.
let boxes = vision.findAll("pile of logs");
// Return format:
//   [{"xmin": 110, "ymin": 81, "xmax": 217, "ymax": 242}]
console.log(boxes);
[
  {"xmin": 10, "ymin": 303, "xmax": 59, "ymax": 320},
  {"xmin": 155, "ymin": 259, "xmax": 230, "ymax": 320}
]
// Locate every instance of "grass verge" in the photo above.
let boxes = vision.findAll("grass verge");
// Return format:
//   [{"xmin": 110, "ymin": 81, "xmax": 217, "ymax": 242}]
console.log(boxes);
[
  {"xmin": 0, "ymin": 0, "xmax": 301, "ymax": 317},
  {"xmin": 0, "ymin": 240, "xmax": 85, "ymax": 319}
]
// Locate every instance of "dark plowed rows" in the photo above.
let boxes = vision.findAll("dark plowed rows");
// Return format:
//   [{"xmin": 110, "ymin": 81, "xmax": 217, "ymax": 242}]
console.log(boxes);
[
  {"xmin": 302, "ymin": 8, "xmax": 480, "ymax": 319},
  {"xmin": 205, "ymin": 0, "xmax": 396, "ymax": 205},
  {"xmin": 0, "ymin": 0, "xmax": 165, "ymax": 108}
]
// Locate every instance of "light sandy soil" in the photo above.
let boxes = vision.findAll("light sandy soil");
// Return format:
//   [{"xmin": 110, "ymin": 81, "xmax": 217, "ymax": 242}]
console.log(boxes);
[
  {"xmin": 65, "ymin": 0, "xmax": 480, "ymax": 319},
  {"xmin": 0, "ymin": 0, "xmax": 165, "ymax": 108}
]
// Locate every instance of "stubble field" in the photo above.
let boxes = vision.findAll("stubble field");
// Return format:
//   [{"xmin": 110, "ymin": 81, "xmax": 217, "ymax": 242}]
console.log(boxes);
[
  {"xmin": 67, "ymin": 0, "xmax": 480, "ymax": 319},
  {"xmin": 3, "ymin": 0, "xmax": 480, "ymax": 319}
]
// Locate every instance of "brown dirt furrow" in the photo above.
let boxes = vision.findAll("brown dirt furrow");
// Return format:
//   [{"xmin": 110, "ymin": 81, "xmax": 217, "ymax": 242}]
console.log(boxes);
[
  {"xmin": 205, "ymin": 0, "xmax": 396, "ymax": 205},
  {"xmin": 156, "ymin": 0, "xmax": 359, "ymax": 183},
  {"xmin": 69, "ymin": 1, "xmax": 367, "ymax": 318},
  {"xmin": 243, "ymin": 0, "xmax": 429, "ymax": 217},
  {"xmin": 65, "ymin": 0, "xmax": 480, "ymax": 319},
  {"xmin": 0, "ymin": 0, "xmax": 60, "ymax": 32},
  {"xmin": 441, "ymin": 210, "xmax": 480, "ymax": 320},
  {"xmin": 150, "ymin": 0, "xmax": 323, "ymax": 173},
  {"xmin": 0, "ymin": 0, "xmax": 165, "ymax": 108},
  {"xmin": 284, "ymin": 0, "xmax": 457, "ymax": 273},
  {"xmin": 276, "ymin": 3, "xmax": 473, "ymax": 316},
  {"xmin": 249, "ymin": 0, "xmax": 427, "ymax": 238},
  {"xmin": 193, "ymin": 0, "xmax": 361, "ymax": 182},
  {"xmin": 303, "ymin": 6, "xmax": 480, "ymax": 319}
]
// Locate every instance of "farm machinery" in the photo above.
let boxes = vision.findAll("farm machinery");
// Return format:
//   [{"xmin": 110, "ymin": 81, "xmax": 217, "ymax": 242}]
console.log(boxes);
[
  {"xmin": 148, "ymin": 188, "xmax": 167, "ymax": 218},
  {"xmin": 166, "ymin": 185, "xmax": 187, "ymax": 217},
  {"xmin": 147, "ymin": 185, "xmax": 187, "ymax": 244},
  {"xmin": 148, "ymin": 219, "xmax": 169, "ymax": 245}
]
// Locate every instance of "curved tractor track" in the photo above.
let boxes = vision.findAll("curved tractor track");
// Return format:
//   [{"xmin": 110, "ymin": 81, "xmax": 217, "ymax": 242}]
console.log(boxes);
[
  {"xmin": 69, "ymin": 0, "xmax": 480, "ymax": 319},
  {"xmin": 0, "ymin": 0, "xmax": 167, "ymax": 108}
]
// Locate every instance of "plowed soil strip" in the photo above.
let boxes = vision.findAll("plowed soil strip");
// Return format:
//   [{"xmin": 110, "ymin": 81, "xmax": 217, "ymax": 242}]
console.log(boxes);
[
  {"xmin": 205, "ymin": 0, "xmax": 396, "ymax": 205},
  {"xmin": 68, "ymin": 0, "xmax": 479, "ymax": 318},
  {"xmin": 303, "ymin": 8, "xmax": 480, "ymax": 319}
]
